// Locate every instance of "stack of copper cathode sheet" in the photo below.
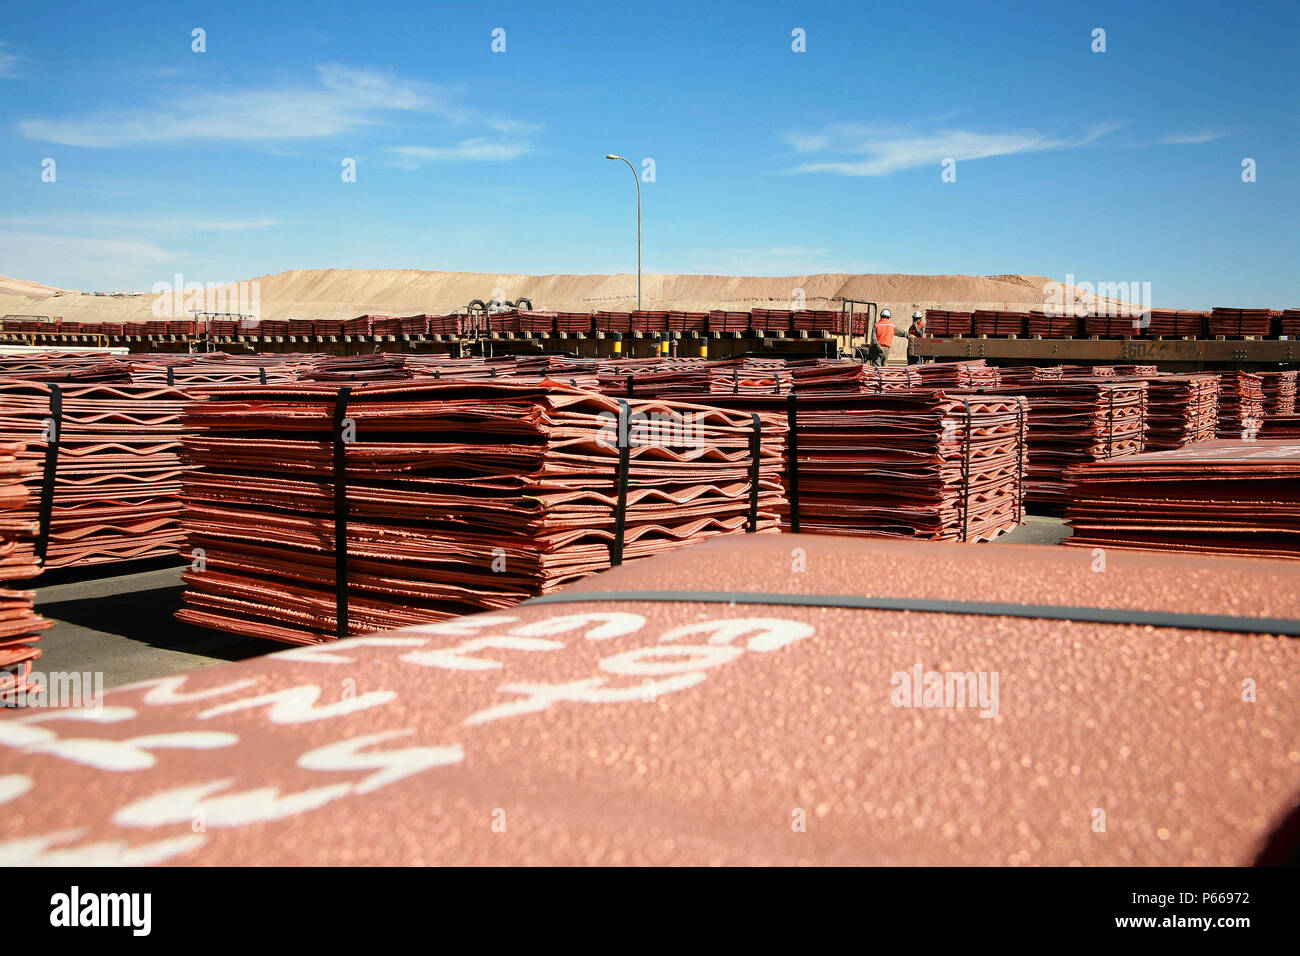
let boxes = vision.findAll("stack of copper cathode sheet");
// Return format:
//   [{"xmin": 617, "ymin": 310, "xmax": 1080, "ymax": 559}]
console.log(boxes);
[
  {"xmin": 1209, "ymin": 307, "xmax": 1272, "ymax": 336},
  {"xmin": 958, "ymin": 381, "xmax": 1147, "ymax": 508},
  {"xmin": 1138, "ymin": 374, "xmax": 1220, "ymax": 449},
  {"xmin": 0, "ymin": 380, "xmax": 191, "ymax": 567},
  {"xmin": 910, "ymin": 360, "xmax": 1000, "ymax": 388},
  {"xmin": 791, "ymin": 310, "xmax": 842, "ymax": 333},
  {"xmin": 684, "ymin": 391, "xmax": 1028, "ymax": 541},
  {"xmin": 1280, "ymin": 310, "xmax": 1300, "ymax": 337},
  {"xmin": 923, "ymin": 310, "xmax": 973, "ymax": 336},
  {"xmin": 0, "ymin": 439, "xmax": 51, "ymax": 703},
  {"xmin": 1216, "ymin": 372, "xmax": 1265, "ymax": 437},
  {"xmin": 1083, "ymin": 312, "xmax": 1144, "ymax": 337},
  {"xmin": 1257, "ymin": 370, "xmax": 1297, "ymax": 417},
  {"xmin": 1145, "ymin": 309, "xmax": 1207, "ymax": 337},
  {"xmin": 1062, "ymin": 440, "xmax": 1300, "ymax": 560},
  {"xmin": 175, "ymin": 381, "xmax": 787, "ymax": 644},
  {"xmin": 1026, "ymin": 311, "xmax": 1080, "ymax": 337},
  {"xmin": 971, "ymin": 310, "xmax": 1027, "ymax": 335}
]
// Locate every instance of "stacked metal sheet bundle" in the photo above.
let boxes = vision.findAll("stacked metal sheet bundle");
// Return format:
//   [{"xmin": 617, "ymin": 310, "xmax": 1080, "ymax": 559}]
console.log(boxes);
[
  {"xmin": 598, "ymin": 359, "xmax": 791, "ymax": 397},
  {"xmin": 1063, "ymin": 440, "xmax": 1300, "ymax": 560},
  {"xmin": 300, "ymin": 354, "xmax": 411, "ymax": 382},
  {"xmin": 176, "ymin": 381, "xmax": 787, "ymax": 644},
  {"xmin": 1215, "ymin": 372, "xmax": 1265, "ymax": 438},
  {"xmin": 910, "ymin": 360, "xmax": 999, "ymax": 388},
  {"xmin": 1083, "ymin": 312, "xmax": 1144, "ymax": 337},
  {"xmin": 630, "ymin": 310, "xmax": 671, "ymax": 332},
  {"xmin": 1257, "ymin": 370, "xmax": 1297, "ymax": 417},
  {"xmin": 0, "ymin": 381, "xmax": 190, "ymax": 567},
  {"xmin": 1280, "ymin": 310, "xmax": 1300, "ymax": 337},
  {"xmin": 128, "ymin": 356, "xmax": 301, "ymax": 390},
  {"xmin": 553, "ymin": 311, "xmax": 594, "ymax": 333},
  {"xmin": 922, "ymin": 310, "xmax": 973, "ymax": 336},
  {"xmin": 1145, "ymin": 309, "xmax": 1207, "ymax": 337},
  {"xmin": 667, "ymin": 311, "xmax": 708, "ymax": 333},
  {"xmin": 971, "ymin": 310, "xmax": 1027, "ymax": 336},
  {"xmin": 517, "ymin": 311, "xmax": 558, "ymax": 334},
  {"xmin": 748, "ymin": 309, "xmax": 792, "ymax": 333},
  {"xmin": 960, "ymin": 381, "xmax": 1148, "ymax": 508},
  {"xmin": 0, "ymin": 439, "xmax": 51, "ymax": 704},
  {"xmin": 708, "ymin": 310, "xmax": 750, "ymax": 333},
  {"xmin": 686, "ymin": 391, "xmax": 1028, "ymax": 542},
  {"xmin": 1026, "ymin": 311, "xmax": 1080, "ymax": 337},
  {"xmin": 1209, "ymin": 307, "xmax": 1272, "ymax": 336},
  {"xmin": 791, "ymin": 310, "xmax": 842, "ymax": 333},
  {"xmin": 1139, "ymin": 374, "xmax": 1220, "ymax": 449},
  {"xmin": 996, "ymin": 367, "xmax": 1064, "ymax": 384},
  {"xmin": 594, "ymin": 311, "xmax": 634, "ymax": 333},
  {"xmin": 1261, "ymin": 415, "xmax": 1300, "ymax": 439},
  {"xmin": 787, "ymin": 359, "xmax": 868, "ymax": 394},
  {"xmin": 859, "ymin": 365, "xmax": 923, "ymax": 391}
]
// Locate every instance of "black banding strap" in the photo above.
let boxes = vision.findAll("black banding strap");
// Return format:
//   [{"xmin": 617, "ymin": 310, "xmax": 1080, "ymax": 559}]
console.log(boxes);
[
  {"xmin": 733, "ymin": 367, "xmax": 740, "ymax": 394},
  {"xmin": 747, "ymin": 414, "xmax": 762, "ymax": 532},
  {"xmin": 627, "ymin": 373, "xmax": 634, "ymax": 397},
  {"xmin": 520, "ymin": 590, "xmax": 1300, "ymax": 638},
  {"xmin": 332, "ymin": 387, "xmax": 352, "ymax": 639},
  {"xmin": 166, "ymin": 365, "xmax": 174, "ymax": 386},
  {"xmin": 610, "ymin": 400, "xmax": 632, "ymax": 566},
  {"xmin": 785, "ymin": 393, "xmax": 800, "ymax": 533},
  {"xmin": 35, "ymin": 384, "xmax": 62, "ymax": 565},
  {"xmin": 259, "ymin": 366, "xmax": 267, "ymax": 385},
  {"xmin": 1015, "ymin": 398, "xmax": 1026, "ymax": 521},
  {"xmin": 434, "ymin": 369, "xmax": 440, "ymax": 379},
  {"xmin": 961, "ymin": 398, "xmax": 973, "ymax": 542}
]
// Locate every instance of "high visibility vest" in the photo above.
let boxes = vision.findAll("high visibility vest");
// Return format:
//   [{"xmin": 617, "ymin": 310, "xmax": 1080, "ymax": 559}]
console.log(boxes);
[{"xmin": 874, "ymin": 319, "xmax": 895, "ymax": 348}]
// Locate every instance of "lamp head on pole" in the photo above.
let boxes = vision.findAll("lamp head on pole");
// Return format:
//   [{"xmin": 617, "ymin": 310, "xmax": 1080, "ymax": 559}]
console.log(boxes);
[{"xmin": 605, "ymin": 154, "xmax": 623, "ymax": 161}]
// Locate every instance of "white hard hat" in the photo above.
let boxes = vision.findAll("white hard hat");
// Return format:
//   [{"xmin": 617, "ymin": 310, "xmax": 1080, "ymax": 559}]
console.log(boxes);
[
  {"xmin": 913, "ymin": 311, "xmax": 923, "ymax": 319},
  {"xmin": 880, "ymin": 309, "xmax": 891, "ymax": 318}
]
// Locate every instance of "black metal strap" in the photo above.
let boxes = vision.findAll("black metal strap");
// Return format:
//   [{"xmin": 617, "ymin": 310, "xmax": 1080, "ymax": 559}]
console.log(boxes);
[
  {"xmin": 332, "ymin": 387, "xmax": 352, "ymax": 638},
  {"xmin": 747, "ymin": 414, "xmax": 761, "ymax": 533},
  {"xmin": 259, "ymin": 366, "xmax": 267, "ymax": 385},
  {"xmin": 166, "ymin": 365, "xmax": 174, "ymax": 386},
  {"xmin": 626, "ymin": 373, "xmax": 634, "ymax": 397},
  {"xmin": 960, "ymin": 398, "xmax": 973, "ymax": 542},
  {"xmin": 733, "ymin": 367, "xmax": 739, "ymax": 394},
  {"xmin": 610, "ymin": 400, "xmax": 632, "ymax": 566},
  {"xmin": 35, "ymin": 385, "xmax": 62, "ymax": 565},
  {"xmin": 520, "ymin": 589, "xmax": 1300, "ymax": 638},
  {"xmin": 786, "ymin": 393, "xmax": 800, "ymax": 533},
  {"xmin": 1015, "ymin": 398, "xmax": 1027, "ymax": 522}
]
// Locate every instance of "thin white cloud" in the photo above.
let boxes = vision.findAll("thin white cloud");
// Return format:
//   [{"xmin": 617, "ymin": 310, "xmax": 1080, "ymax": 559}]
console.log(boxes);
[
  {"xmin": 18, "ymin": 64, "xmax": 537, "ymax": 148},
  {"xmin": 0, "ymin": 214, "xmax": 285, "ymax": 233},
  {"xmin": 1160, "ymin": 130, "xmax": 1224, "ymax": 145},
  {"xmin": 192, "ymin": 218, "xmax": 284, "ymax": 231},
  {"xmin": 385, "ymin": 140, "xmax": 531, "ymax": 167},
  {"xmin": 0, "ymin": 231, "xmax": 179, "ymax": 292},
  {"xmin": 783, "ymin": 123, "xmax": 1117, "ymax": 176},
  {"xmin": 0, "ymin": 43, "xmax": 19, "ymax": 79}
]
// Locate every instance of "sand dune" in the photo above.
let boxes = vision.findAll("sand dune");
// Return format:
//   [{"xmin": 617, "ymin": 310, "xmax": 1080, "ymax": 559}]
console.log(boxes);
[{"xmin": 0, "ymin": 269, "xmax": 1146, "ymax": 324}]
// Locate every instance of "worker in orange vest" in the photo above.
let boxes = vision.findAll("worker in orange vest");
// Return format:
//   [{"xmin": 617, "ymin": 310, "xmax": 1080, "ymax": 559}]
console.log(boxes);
[{"xmin": 868, "ymin": 309, "xmax": 895, "ymax": 366}]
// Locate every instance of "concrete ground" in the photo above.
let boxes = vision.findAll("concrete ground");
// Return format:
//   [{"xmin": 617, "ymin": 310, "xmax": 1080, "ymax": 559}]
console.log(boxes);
[{"xmin": 29, "ymin": 517, "xmax": 1071, "ymax": 689}]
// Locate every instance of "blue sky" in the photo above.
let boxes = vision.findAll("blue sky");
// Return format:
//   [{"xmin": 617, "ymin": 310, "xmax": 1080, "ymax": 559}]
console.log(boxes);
[{"xmin": 0, "ymin": 0, "xmax": 1296, "ymax": 307}]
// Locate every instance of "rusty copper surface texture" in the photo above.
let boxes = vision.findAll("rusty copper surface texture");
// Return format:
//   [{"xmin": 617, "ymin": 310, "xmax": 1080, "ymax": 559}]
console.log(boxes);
[{"xmin": 1, "ymin": 535, "xmax": 1296, "ymax": 866}]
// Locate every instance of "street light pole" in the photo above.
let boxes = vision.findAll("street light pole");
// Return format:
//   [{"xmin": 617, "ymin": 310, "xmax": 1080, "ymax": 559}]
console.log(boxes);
[{"xmin": 605, "ymin": 154, "xmax": 641, "ymax": 311}]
